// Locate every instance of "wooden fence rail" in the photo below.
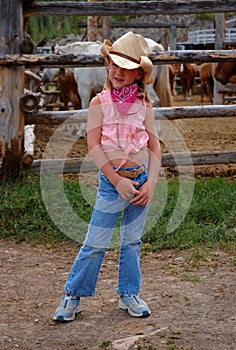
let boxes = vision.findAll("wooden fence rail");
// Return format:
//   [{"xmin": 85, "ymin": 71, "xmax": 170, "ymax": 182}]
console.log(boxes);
[
  {"xmin": 25, "ymin": 105, "xmax": 236, "ymax": 126},
  {"xmin": 1, "ymin": 50, "xmax": 236, "ymax": 68},
  {"xmin": 30, "ymin": 150, "xmax": 236, "ymax": 175},
  {"xmin": 76, "ymin": 21, "xmax": 186, "ymax": 29},
  {"xmin": 23, "ymin": 1, "xmax": 236, "ymax": 17}
]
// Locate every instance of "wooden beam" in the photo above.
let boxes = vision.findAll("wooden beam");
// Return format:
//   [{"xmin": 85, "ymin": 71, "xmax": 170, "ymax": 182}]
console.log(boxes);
[
  {"xmin": 23, "ymin": 1, "xmax": 236, "ymax": 17},
  {"xmin": 25, "ymin": 105, "xmax": 236, "ymax": 125},
  {"xmin": 76, "ymin": 21, "xmax": 186, "ymax": 29},
  {"xmin": 1, "ymin": 50, "xmax": 236, "ymax": 68},
  {"xmin": 28, "ymin": 150, "xmax": 236, "ymax": 174}
]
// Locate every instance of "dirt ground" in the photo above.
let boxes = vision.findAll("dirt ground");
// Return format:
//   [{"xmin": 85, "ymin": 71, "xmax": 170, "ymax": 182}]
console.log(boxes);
[
  {"xmin": 0, "ymin": 94, "xmax": 236, "ymax": 350},
  {"xmin": 0, "ymin": 241, "xmax": 235, "ymax": 350}
]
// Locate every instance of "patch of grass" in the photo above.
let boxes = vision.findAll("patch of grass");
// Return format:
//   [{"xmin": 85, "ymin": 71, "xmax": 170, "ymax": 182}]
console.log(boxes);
[
  {"xmin": 185, "ymin": 249, "xmax": 208, "ymax": 269},
  {"xmin": 0, "ymin": 174, "xmax": 92, "ymax": 245},
  {"xmin": 143, "ymin": 177, "xmax": 236, "ymax": 251},
  {"xmin": 180, "ymin": 272, "xmax": 201, "ymax": 283},
  {"xmin": 0, "ymin": 175, "xmax": 235, "ymax": 251}
]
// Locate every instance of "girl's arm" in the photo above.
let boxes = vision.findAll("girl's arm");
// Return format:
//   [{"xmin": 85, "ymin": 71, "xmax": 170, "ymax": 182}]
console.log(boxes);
[
  {"xmin": 87, "ymin": 96, "xmax": 120, "ymax": 187},
  {"xmin": 131, "ymin": 102, "xmax": 161, "ymax": 206},
  {"xmin": 145, "ymin": 102, "xmax": 162, "ymax": 186}
]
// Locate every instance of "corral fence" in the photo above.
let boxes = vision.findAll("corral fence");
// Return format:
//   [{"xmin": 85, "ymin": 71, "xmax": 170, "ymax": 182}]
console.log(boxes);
[
  {"xmin": 188, "ymin": 28, "xmax": 236, "ymax": 45},
  {"xmin": 0, "ymin": 0, "xmax": 236, "ymax": 178}
]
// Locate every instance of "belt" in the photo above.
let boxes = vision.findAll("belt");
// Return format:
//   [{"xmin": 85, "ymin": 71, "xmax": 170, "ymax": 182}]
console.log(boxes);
[{"xmin": 117, "ymin": 165, "xmax": 146, "ymax": 178}]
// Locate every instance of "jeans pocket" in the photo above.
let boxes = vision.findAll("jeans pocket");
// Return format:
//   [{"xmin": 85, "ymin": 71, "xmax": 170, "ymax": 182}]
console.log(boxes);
[{"xmin": 98, "ymin": 172, "xmax": 119, "ymax": 201}]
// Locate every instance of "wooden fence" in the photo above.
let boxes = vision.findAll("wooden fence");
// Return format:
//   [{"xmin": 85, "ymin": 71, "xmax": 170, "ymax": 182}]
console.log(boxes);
[{"xmin": 0, "ymin": 0, "xmax": 236, "ymax": 177}]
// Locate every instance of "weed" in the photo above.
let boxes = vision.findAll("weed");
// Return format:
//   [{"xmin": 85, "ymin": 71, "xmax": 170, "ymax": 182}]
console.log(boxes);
[
  {"xmin": 100, "ymin": 339, "xmax": 112, "ymax": 348},
  {"xmin": 229, "ymin": 256, "xmax": 236, "ymax": 266},
  {"xmin": 166, "ymin": 337, "xmax": 176, "ymax": 349}
]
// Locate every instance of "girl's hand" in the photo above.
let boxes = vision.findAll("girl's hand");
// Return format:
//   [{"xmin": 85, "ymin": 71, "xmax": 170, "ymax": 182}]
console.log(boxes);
[
  {"xmin": 116, "ymin": 178, "xmax": 140, "ymax": 200},
  {"xmin": 131, "ymin": 180, "xmax": 155, "ymax": 206}
]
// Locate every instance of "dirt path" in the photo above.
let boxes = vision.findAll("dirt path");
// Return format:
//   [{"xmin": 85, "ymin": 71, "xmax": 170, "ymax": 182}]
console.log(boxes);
[{"xmin": 0, "ymin": 241, "xmax": 235, "ymax": 350}]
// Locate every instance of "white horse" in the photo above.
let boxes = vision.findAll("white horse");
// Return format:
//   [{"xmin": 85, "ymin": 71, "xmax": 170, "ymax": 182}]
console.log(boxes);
[{"xmin": 41, "ymin": 39, "xmax": 173, "ymax": 137}]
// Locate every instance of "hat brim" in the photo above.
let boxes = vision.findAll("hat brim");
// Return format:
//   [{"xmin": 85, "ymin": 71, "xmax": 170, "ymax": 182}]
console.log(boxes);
[{"xmin": 109, "ymin": 54, "xmax": 140, "ymax": 70}]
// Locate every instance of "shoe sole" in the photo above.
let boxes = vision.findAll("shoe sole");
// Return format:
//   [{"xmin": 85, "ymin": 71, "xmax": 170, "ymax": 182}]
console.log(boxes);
[
  {"xmin": 53, "ymin": 304, "xmax": 82, "ymax": 322},
  {"xmin": 119, "ymin": 299, "xmax": 150, "ymax": 318}
]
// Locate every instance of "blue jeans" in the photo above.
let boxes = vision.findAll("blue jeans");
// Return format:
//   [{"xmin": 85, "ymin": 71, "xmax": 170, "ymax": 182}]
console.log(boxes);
[{"xmin": 65, "ymin": 164, "xmax": 149, "ymax": 297}]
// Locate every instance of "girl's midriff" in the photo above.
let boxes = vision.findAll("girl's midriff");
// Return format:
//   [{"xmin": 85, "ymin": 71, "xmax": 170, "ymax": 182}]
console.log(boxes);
[{"xmin": 105, "ymin": 148, "xmax": 149, "ymax": 168}]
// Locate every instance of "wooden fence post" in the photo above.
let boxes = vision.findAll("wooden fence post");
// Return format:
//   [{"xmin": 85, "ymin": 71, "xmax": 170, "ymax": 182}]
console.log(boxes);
[
  {"xmin": 102, "ymin": 16, "xmax": 111, "ymax": 40},
  {"xmin": 0, "ymin": 0, "xmax": 24, "ymax": 178},
  {"xmin": 214, "ymin": 13, "xmax": 226, "ymax": 104},
  {"xmin": 102, "ymin": 0, "xmax": 110, "ymax": 40},
  {"xmin": 87, "ymin": 0, "xmax": 98, "ymax": 41}
]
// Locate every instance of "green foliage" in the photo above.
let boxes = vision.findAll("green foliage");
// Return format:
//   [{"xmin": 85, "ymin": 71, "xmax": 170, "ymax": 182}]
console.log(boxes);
[
  {"xmin": 24, "ymin": 1, "xmax": 236, "ymax": 44},
  {"xmin": 194, "ymin": 13, "xmax": 216, "ymax": 20},
  {"xmin": 0, "ymin": 176, "xmax": 235, "ymax": 251},
  {"xmin": 100, "ymin": 339, "xmax": 112, "ymax": 348},
  {"xmin": 25, "ymin": 0, "xmax": 134, "ymax": 43}
]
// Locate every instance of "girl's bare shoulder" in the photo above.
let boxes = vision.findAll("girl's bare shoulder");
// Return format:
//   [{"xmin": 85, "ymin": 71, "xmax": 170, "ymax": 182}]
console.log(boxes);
[
  {"xmin": 146, "ymin": 101, "xmax": 153, "ymax": 109},
  {"xmin": 89, "ymin": 95, "xmax": 101, "ymax": 107}
]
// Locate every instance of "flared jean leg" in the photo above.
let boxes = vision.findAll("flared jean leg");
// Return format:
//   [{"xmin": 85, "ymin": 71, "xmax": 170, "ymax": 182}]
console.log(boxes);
[
  {"xmin": 65, "ymin": 244, "xmax": 107, "ymax": 297},
  {"xmin": 116, "ymin": 202, "xmax": 149, "ymax": 295},
  {"xmin": 116, "ymin": 239, "xmax": 142, "ymax": 295}
]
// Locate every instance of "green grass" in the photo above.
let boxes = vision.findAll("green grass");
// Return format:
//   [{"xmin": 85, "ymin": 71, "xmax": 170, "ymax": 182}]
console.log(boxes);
[
  {"xmin": 0, "ymin": 175, "xmax": 235, "ymax": 251},
  {"xmin": 143, "ymin": 177, "xmax": 236, "ymax": 251}
]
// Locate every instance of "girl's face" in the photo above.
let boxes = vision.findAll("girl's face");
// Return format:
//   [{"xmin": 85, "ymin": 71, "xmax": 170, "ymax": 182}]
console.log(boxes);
[{"xmin": 108, "ymin": 60, "xmax": 143, "ymax": 89}]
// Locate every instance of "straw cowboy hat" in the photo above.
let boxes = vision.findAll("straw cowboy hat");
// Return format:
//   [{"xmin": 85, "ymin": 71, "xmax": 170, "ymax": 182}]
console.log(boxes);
[{"xmin": 100, "ymin": 31, "xmax": 153, "ymax": 84}]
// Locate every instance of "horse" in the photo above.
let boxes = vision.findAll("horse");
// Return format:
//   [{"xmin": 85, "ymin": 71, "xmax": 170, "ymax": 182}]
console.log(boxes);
[
  {"xmin": 42, "ymin": 39, "xmax": 173, "ymax": 137},
  {"xmin": 57, "ymin": 68, "xmax": 81, "ymax": 110},
  {"xmin": 42, "ymin": 40, "xmax": 105, "ymax": 108},
  {"xmin": 199, "ymin": 63, "xmax": 214, "ymax": 103},
  {"xmin": 144, "ymin": 38, "xmax": 173, "ymax": 107},
  {"xmin": 43, "ymin": 39, "xmax": 173, "ymax": 108},
  {"xmin": 175, "ymin": 63, "xmax": 198, "ymax": 100},
  {"xmin": 214, "ymin": 61, "xmax": 236, "ymax": 85}
]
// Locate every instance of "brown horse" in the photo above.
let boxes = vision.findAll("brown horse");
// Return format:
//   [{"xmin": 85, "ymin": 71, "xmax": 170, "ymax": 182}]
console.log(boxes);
[
  {"xmin": 199, "ymin": 63, "xmax": 214, "ymax": 103},
  {"xmin": 57, "ymin": 68, "xmax": 81, "ymax": 110},
  {"xmin": 214, "ymin": 61, "xmax": 236, "ymax": 85},
  {"xmin": 175, "ymin": 63, "xmax": 198, "ymax": 100}
]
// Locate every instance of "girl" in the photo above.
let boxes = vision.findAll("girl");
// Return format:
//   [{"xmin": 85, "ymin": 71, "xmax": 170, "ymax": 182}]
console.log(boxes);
[{"xmin": 54, "ymin": 31, "xmax": 161, "ymax": 322}]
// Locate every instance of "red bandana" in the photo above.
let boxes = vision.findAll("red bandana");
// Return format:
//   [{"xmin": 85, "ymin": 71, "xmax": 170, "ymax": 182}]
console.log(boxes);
[{"xmin": 111, "ymin": 83, "xmax": 139, "ymax": 115}]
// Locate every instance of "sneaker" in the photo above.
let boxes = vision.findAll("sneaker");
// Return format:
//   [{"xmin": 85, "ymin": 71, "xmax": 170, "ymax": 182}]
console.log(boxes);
[
  {"xmin": 119, "ymin": 294, "xmax": 151, "ymax": 318},
  {"xmin": 53, "ymin": 295, "xmax": 82, "ymax": 322}
]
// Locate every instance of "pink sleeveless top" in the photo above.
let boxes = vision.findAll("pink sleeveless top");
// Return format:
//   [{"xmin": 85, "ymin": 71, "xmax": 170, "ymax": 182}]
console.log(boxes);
[{"xmin": 98, "ymin": 89, "xmax": 149, "ymax": 169}]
